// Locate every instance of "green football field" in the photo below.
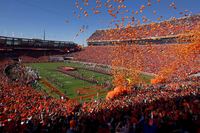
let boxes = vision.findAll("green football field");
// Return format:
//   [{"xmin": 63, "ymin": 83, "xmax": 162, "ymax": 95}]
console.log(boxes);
[
  {"xmin": 27, "ymin": 62, "xmax": 112, "ymax": 99},
  {"xmin": 27, "ymin": 62, "xmax": 153, "ymax": 100}
]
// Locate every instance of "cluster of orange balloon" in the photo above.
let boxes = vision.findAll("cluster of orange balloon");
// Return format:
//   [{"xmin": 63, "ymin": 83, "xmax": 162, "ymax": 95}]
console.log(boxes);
[
  {"xmin": 106, "ymin": 86, "xmax": 128, "ymax": 100},
  {"xmin": 72, "ymin": 0, "xmax": 194, "ymax": 38},
  {"xmin": 72, "ymin": 0, "xmax": 167, "ymax": 28},
  {"xmin": 151, "ymin": 23, "xmax": 200, "ymax": 84},
  {"xmin": 106, "ymin": 43, "xmax": 145, "ymax": 100},
  {"xmin": 74, "ymin": 0, "xmax": 89, "ymax": 17}
]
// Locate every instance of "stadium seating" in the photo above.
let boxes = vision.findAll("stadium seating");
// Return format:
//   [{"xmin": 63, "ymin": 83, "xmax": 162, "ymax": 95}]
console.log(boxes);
[
  {"xmin": 0, "ymin": 60, "xmax": 78, "ymax": 132},
  {"xmin": 87, "ymin": 14, "xmax": 200, "ymax": 45},
  {"xmin": 73, "ymin": 44, "xmax": 199, "ymax": 76},
  {"xmin": 0, "ymin": 50, "xmax": 200, "ymax": 133}
]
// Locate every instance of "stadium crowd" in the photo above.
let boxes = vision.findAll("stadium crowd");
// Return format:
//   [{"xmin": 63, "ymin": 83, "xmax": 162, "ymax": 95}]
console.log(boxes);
[
  {"xmin": 0, "ymin": 60, "xmax": 78, "ymax": 133},
  {"xmin": 0, "ymin": 59, "xmax": 200, "ymax": 133},
  {"xmin": 87, "ymin": 15, "xmax": 200, "ymax": 42},
  {"xmin": 79, "ymin": 78, "xmax": 200, "ymax": 133},
  {"xmin": 73, "ymin": 44, "xmax": 199, "ymax": 76},
  {"xmin": 73, "ymin": 46, "xmax": 113, "ymax": 65}
]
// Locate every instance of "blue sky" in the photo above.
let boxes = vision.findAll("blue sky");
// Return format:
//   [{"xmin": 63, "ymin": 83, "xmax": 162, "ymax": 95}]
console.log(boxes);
[{"xmin": 0, "ymin": 0, "xmax": 199, "ymax": 45}]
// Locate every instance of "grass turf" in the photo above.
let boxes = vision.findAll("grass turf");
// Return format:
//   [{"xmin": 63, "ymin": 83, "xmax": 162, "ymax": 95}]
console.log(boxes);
[{"xmin": 27, "ymin": 62, "xmax": 111, "ymax": 99}]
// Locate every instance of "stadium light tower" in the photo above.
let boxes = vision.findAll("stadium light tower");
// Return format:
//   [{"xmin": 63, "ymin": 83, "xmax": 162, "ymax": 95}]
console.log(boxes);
[{"xmin": 43, "ymin": 29, "xmax": 46, "ymax": 40}]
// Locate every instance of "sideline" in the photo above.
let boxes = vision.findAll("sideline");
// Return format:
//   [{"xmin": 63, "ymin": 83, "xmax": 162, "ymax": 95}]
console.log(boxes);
[{"xmin": 40, "ymin": 78, "xmax": 67, "ymax": 98}]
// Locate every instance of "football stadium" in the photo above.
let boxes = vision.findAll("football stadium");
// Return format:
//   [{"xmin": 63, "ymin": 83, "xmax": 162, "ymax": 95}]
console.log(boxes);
[{"xmin": 0, "ymin": 1, "xmax": 200, "ymax": 133}]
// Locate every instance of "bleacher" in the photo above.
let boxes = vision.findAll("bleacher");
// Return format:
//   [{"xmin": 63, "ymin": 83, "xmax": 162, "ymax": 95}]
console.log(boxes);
[
  {"xmin": 0, "ymin": 36, "xmax": 81, "ymax": 52},
  {"xmin": 87, "ymin": 14, "xmax": 200, "ymax": 45}
]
